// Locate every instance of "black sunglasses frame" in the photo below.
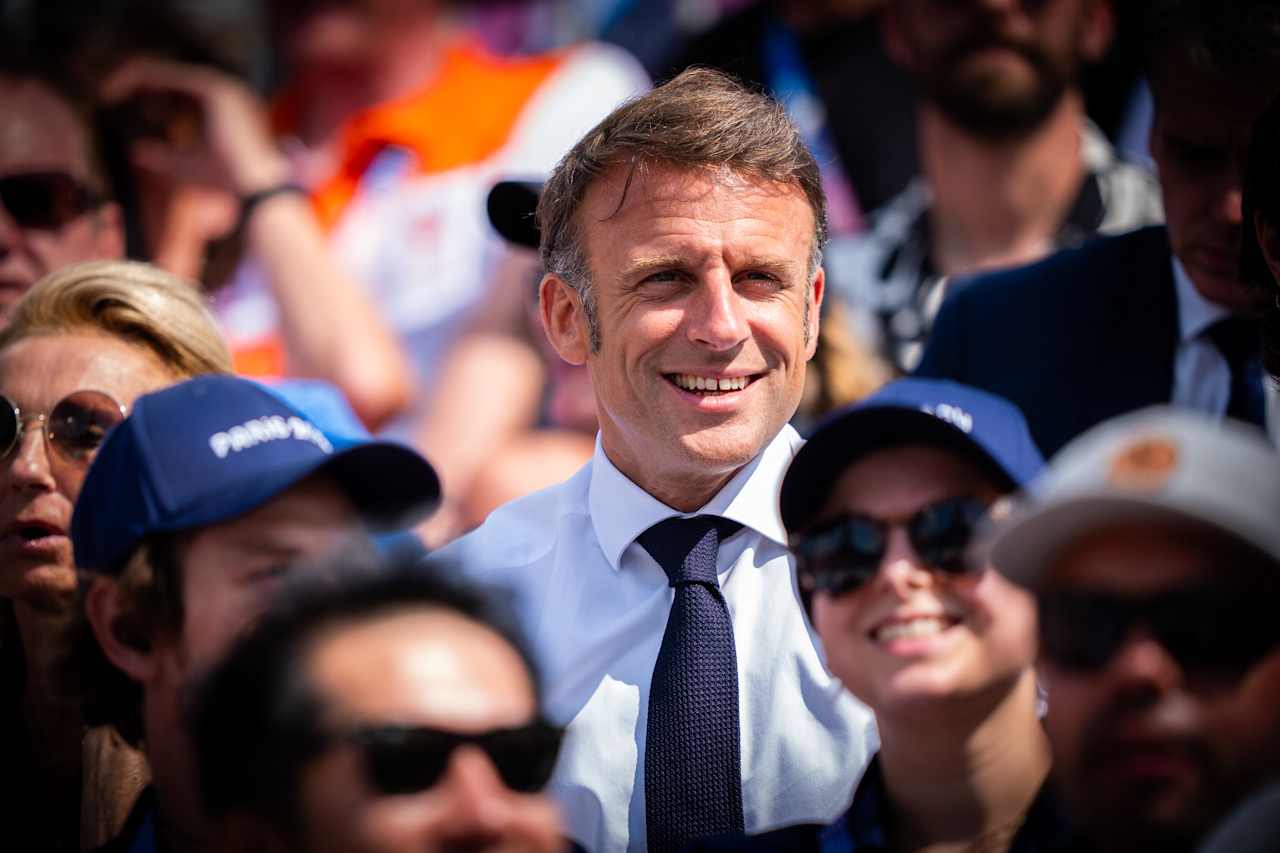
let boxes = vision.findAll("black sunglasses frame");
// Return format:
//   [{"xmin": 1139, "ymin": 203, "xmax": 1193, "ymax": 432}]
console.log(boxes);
[
  {"xmin": 790, "ymin": 495, "xmax": 991, "ymax": 597},
  {"xmin": 0, "ymin": 171, "xmax": 103, "ymax": 231},
  {"xmin": 343, "ymin": 720, "xmax": 566, "ymax": 796},
  {"xmin": 1037, "ymin": 585, "xmax": 1280, "ymax": 677}
]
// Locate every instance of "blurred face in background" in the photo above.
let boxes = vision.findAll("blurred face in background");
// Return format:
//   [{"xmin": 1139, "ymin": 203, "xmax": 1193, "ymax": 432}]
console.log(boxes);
[
  {"xmin": 0, "ymin": 77, "xmax": 122, "ymax": 322},
  {"xmin": 1038, "ymin": 522, "xmax": 1280, "ymax": 851},
  {"xmin": 1149, "ymin": 54, "xmax": 1275, "ymax": 312},
  {"xmin": 0, "ymin": 330, "xmax": 171, "ymax": 611},
  {"xmin": 272, "ymin": 0, "xmax": 441, "ymax": 74},
  {"xmin": 883, "ymin": 0, "xmax": 1112, "ymax": 137}
]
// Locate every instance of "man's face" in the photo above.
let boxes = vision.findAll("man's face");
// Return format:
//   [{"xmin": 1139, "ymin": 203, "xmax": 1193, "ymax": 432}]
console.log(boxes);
[
  {"xmin": 886, "ymin": 0, "xmax": 1108, "ymax": 137},
  {"xmin": 1150, "ymin": 62, "xmax": 1276, "ymax": 311},
  {"xmin": 169, "ymin": 475, "xmax": 366, "ymax": 672},
  {"xmin": 290, "ymin": 608, "xmax": 565, "ymax": 853},
  {"xmin": 542, "ymin": 164, "xmax": 821, "ymax": 507},
  {"xmin": 0, "ymin": 76, "xmax": 122, "ymax": 323},
  {"xmin": 1039, "ymin": 522, "xmax": 1280, "ymax": 851}
]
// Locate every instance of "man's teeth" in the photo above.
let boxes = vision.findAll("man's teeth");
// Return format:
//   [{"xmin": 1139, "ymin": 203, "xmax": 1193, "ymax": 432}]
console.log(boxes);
[
  {"xmin": 672, "ymin": 374, "xmax": 748, "ymax": 392},
  {"xmin": 874, "ymin": 617, "xmax": 950, "ymax": 643}
]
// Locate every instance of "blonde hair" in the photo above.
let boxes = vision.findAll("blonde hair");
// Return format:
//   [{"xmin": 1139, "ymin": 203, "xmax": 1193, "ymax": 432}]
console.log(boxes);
[{"xmin": 0, "ymin": 260, "xmax": 233, "ymax": 376}]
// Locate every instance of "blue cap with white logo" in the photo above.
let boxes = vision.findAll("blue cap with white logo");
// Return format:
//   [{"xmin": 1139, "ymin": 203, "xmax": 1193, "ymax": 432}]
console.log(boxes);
[
  {"xmin": 72, "ymin": 375, "xmax": 440, "ymax": 574},
  {"xmin": 780, "ymin": 378, "xmax": 1043, "ymax": 534}
]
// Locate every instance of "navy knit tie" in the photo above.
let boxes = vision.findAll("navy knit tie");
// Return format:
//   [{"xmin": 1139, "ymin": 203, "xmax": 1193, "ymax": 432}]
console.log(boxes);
[
  {"xmin": 638, "ymin": 515, "xmax": 745, "ymax": 853},
  {"xmin": 1207, "ymin": 316, "xmax": 1266, "ymax": 428}
]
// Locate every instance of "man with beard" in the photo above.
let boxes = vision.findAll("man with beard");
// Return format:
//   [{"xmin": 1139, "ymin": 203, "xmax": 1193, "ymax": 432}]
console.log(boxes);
[
  {"xmin": 827, "ymin": 0, "xmax": 1161, "ymax": 373},
  {"xmin": 918, "ymin": 0, "xmax": 1280, "ymax": 457}
]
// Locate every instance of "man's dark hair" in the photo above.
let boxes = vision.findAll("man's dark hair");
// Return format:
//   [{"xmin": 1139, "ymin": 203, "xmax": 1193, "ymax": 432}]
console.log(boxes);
[
  {"xmin": 1144, "ymin": 0, "xmax": 1280, "ymax": 97},
  {"xmin": 190, "ymin": 556, "xmax": 537, "ymax": 834},
  {"xmin": 1243, "ymin": 93, "xmax": 1280, "ymax": 379}
]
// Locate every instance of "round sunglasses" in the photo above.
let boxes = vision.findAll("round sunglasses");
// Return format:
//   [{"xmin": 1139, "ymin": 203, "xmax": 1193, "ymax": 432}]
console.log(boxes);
[
  {"xmin": 0, "ymin": 390, "xmax": 127, "ymax": 467},
  {"xmin": 790, "ymin": 495, "xmax": 991, "ymax": 597}
]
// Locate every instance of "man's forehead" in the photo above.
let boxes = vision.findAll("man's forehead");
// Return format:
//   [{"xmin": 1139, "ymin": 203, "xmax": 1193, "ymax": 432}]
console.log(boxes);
[
  {"xmin": 1152, "ymin": 61, "xmax": 1279, "ymax": 135},
  {"xmin": 583, "ymin": 162, "xmax": 810, "ymax": 220},
  {"xmin": 0, "ymin": 75, "xmax": 92, "ymax": 175}
]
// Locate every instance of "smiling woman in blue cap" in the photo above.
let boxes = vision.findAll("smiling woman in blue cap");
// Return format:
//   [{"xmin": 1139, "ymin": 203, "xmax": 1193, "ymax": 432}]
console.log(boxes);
[{"xmin": 701, "ymin": 377, "xmax": 1059, "ymax": 852}]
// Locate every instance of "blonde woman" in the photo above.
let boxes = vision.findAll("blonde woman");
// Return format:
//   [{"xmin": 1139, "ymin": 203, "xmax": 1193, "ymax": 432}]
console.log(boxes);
[{"xmin": 0, "ymin": 260, "xmax": 231, "ymax": 852}]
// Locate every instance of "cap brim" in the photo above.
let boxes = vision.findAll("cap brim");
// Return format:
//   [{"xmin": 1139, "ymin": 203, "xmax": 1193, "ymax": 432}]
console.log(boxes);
[
  {"xmin": 991, "ymin": 492, "xmax": 1280, "ymax": 588},
  {"xmin": 781, "ymin": 406, "xmax": 1017, "ymax": 533},
  {"xmin": 487, "ymin": 180, "xmax": 542, "ymax": 250},
  {"xmin": 155, "ymin": 441, "xmax": 440, "ymax": 538}
]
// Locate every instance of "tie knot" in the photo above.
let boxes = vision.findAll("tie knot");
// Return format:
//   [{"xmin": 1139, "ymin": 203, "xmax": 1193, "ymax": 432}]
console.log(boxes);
[
  {"xmin": 637, "ymin": 515, "xmax": 742, "ymax": 586},
  {"xmin": 1206, "ymin": 315, "xmax": 1262, "ymax": 369}
]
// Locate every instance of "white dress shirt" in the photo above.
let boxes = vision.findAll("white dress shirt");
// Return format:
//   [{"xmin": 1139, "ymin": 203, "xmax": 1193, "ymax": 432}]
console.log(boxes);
[
  {"xmin": 1171, "ymin": 256, "xmax": 1234, "ymax": 412},
  {"xmin": 441, "ymin": 425, "xmax": 877, "ymax": 853}
]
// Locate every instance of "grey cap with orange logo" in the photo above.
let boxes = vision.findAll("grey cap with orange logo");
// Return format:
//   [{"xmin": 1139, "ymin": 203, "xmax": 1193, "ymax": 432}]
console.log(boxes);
[{"xmin": 989, "ymin": 407, "xmax": 1280, "ymax": 588}]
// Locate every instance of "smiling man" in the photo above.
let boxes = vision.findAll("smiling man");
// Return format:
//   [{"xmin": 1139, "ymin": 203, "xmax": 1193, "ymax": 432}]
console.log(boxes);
[{"xmin": 441, "ymin": 68, "xmax": 875, "ymax": 852}]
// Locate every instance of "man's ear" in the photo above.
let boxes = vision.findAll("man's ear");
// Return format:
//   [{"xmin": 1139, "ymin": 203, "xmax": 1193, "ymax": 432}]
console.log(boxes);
[
  {"xmin": 805, "ymin": 267, "xmax": 825, "ymax": 361},
  {"xmin": 85, "ymin": 575, "xmax": 158, "ymax": 683},
  {"xmin": 1080, "ymin": 0, "xmax": 1116, "ymax": 63},
  {"xmin": 539, "ymin": 273, "xmax": 590, "ymax": 366}
]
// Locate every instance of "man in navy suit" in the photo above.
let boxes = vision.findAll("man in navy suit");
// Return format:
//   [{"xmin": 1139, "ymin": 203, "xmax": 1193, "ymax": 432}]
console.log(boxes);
[{"xmin": 917, "ymin": 0, "xmax": 1280, "ymax": 457}]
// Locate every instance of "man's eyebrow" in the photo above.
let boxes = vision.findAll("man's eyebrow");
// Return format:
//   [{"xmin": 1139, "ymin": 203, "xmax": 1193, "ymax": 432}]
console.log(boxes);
[
  {"xmin": 620, "ymin": 254, "xmax": 685, "ymax": 281},
  {"xmin": 736, "ymin": 255, "xmax": 801, "ymax": 279}
]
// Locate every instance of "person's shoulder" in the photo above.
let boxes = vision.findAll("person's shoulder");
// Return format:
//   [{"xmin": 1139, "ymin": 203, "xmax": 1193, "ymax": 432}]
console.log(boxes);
[
  {"xmin": 438, "ymin": 461, "xmax": 593, "ymax": 577},
  {"xmin": 949, "ymin": 225, "xmax": 1169, "ymax": 304},
  {"xmin": 683, "ymin": 822, "xmax": 826, "ymax": 852}
]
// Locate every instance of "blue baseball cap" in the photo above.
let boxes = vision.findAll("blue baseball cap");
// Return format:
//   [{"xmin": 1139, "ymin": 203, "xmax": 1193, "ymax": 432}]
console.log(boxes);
[
  {"xmin": 780, "ymin": 378, "xmax": 1043, "ymax": 534},
  {"xmin": 72, "ymin": 375, "xmax": 441, "ymax": 574}
]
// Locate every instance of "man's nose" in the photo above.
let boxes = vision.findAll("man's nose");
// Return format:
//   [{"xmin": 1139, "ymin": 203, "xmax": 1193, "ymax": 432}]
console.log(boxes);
[
  {"xmin": 1105, "ymin": 627, "xmax": 1185, "ymax": 699},
  {"xmin": 430, "ymin": 746, "xmax": 517, "ymax": 839},
  {"xmin": 686, "ymin": 275, "xmax": 750, "ymax": 351},
  {"xmin": 874, "ymin": 527, "xmax": 935, "ymax": 596}
]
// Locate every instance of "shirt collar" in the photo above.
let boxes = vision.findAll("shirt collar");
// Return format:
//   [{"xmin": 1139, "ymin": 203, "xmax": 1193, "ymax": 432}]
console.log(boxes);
[
  {"xmin": 588, "ymin": 425, "xmax": 801, "ymax": 571},
  {"xmin": 1172, "ymin": 254, "xmax": 1231, "ymax": 343}
]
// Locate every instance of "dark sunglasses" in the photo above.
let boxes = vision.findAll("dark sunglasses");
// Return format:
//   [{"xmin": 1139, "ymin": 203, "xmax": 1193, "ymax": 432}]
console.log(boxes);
[
  {"xmin": 344, "ymin": 720, "xmax": 565, "ymax": 796},
  {"xmin": 791, "ymin": 496, "xmax": 989, "ymax": 597},
  {"xmin": 0, "ymin": 390, "xmax": 126, "ymax": 466},
  {"xmin": 0, "ymin": 172, "xmax": 102, "ymax": 231},
  {"xmin": 1038, "ymin": 586, "xmax": 1280, "ymax": 676}
]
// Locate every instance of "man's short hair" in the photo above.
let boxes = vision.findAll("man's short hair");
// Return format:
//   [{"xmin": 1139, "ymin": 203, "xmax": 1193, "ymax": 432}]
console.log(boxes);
[
  {"xmin": 537, "ymin": 67, "xmax": 826, "ymax": 350},
  {"xmin": 190, "ymin": 558, "xmax": 536, "ymax": 833},
  {"xmin": 1144, "ymin": 0, "xmax": 1280, "ymax": 97}
]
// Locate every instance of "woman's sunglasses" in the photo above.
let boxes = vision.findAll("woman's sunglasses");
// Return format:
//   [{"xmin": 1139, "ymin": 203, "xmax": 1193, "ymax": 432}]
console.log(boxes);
[
  {"xmin": 0, "ymin": 172, "xmax": 103, "ymax": 231},
  {"xmin": 0, "ymin": 390, "xmax": 127, "ymax": 467},
  {"xmin": 790, "ymin": 496, "xmax": 990, "ymax": 596},
  {"xmin": 1038, "ymin": 585, "xmax": 1280, "ymax": 676},
  {"xmin": 344, "ymin": 720, "xmax": 565, "ymax": 796}
]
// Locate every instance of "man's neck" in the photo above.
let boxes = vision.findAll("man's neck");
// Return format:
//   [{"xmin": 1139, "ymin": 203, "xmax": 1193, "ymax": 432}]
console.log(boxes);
[
  {"xmin": 921, "ymin": 93, "xmax": 1088, "ymax": 278},
  {"xmin": 876, "ymin": 669, "xmax": 1052, "ymax": 852}
]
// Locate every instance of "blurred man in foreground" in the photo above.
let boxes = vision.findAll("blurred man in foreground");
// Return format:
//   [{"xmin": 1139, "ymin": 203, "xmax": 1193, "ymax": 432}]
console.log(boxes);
[
  {"xmin": 193, "ymin": 561, "xmax": 568, "ymax": 853},
  {"xmin": 991, "ymin": 408, "xmax": 1280, "ymax": 852}
]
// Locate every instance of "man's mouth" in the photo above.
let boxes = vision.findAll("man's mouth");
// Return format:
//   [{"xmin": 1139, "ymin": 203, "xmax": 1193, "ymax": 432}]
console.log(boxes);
[{"xmin": 666, "ymin": 373, "xmax": 756, "ymax": 395}]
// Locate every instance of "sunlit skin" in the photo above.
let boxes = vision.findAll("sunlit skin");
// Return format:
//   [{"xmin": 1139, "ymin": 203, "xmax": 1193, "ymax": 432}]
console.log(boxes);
[
  {"xmin": 808, "ymin": 446, "xmax": 1035, "ymax": 719},
  {"xmin": 87, "ymin": 475, "xmax": 368, "ymax": 853},
  {"xmin": 0, "ymin": 76, "xmax": 123, "ymax": 321},
  {"xmin": 1149, "ymin": 58, "xmax": 1274, "ymax": 312},
  {"xmin": 804, "ymin": 444, "xmax": 1048, "ymax": 851},
  {"xmin": 540, "ymin": 164, "xmax": 822, "ymax": 511},
  {"xmin": 0, "ymin": 331, "xmax": 176, "ymax": 611},
  {"xmin": 1039, "ymin": 523, "xmax": 1280, "ymax": 852},
  {"xmin": 287, "ymin": 608, "xmax": 566, "ymax": 853}
]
